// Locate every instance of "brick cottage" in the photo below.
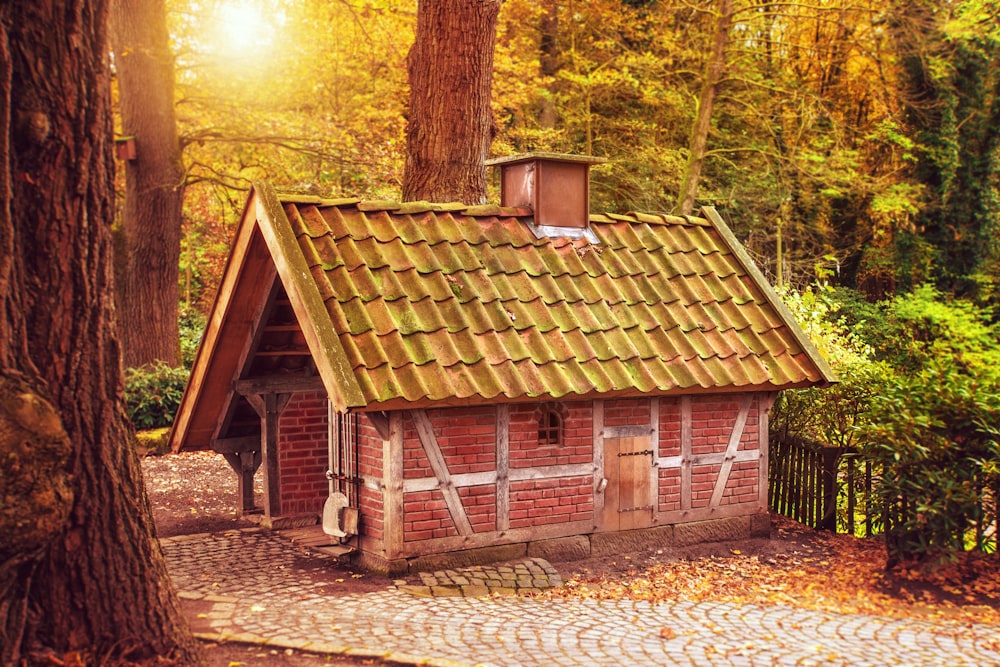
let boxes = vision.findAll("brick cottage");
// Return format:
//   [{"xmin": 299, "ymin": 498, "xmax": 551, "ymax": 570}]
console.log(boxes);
[{"xmin": 169, "ymin": 153, "xmax": 834, "ymax": 574}]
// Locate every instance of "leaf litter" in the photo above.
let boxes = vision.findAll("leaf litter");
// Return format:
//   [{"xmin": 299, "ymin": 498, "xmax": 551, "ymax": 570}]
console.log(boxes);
[{"xmin": 537, "ymin": 515, "xmax": 1000, "ymax": 627}]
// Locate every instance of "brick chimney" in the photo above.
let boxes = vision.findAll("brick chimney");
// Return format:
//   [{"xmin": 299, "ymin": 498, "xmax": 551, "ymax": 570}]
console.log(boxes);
[{"xmin": 485, "ymin": 152, "xmax": 605, "ymax": 234}]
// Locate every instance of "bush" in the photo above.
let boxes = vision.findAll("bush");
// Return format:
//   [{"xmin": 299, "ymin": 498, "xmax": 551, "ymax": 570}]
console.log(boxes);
[
  {"xmin": 776, "ymin": 285, "xmax": 1000, "ymax": 563},
  {"xmin": 124, "ymin": 362, "xmax": 190, "ymax": 430},
  {"xmin": 858, "ymin": 358, "xmax": 1000, "ymax": 564},
  {"xmin": 179, "ymin": 309, "xmax": 207, "ymax": 368}
]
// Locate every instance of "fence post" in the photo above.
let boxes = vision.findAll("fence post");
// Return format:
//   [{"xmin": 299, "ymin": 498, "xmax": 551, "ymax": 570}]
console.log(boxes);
[
  {"xmin": 846, "ymin": 455, "xmax": 856, "ymax": 536},
  {"xmin": 820, "ymin": 447, "xmax": 841, "ymax": 531}
]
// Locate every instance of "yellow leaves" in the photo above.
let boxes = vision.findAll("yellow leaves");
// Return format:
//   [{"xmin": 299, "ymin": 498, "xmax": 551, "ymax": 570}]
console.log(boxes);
[{"xmin": 658, "ymin": 626, "xmax": 676, "ymax": 640}]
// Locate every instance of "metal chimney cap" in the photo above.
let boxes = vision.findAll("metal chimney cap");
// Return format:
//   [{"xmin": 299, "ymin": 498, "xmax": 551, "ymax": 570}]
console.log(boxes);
[{"xmin": 484, "ymin": 152, "xmax": 607, "ymax": 167}]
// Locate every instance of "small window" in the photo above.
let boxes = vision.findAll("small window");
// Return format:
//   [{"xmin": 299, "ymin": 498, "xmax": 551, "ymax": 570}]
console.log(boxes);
[{"xmin": 538, "ymin": 409, "xmax": 562, "ymax": 446}]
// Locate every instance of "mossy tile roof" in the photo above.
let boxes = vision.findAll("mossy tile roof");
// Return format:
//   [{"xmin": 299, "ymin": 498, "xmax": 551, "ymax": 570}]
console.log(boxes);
[{"xmin": 264, "ymin": 190, "xmax": 834, "ymax": 408}]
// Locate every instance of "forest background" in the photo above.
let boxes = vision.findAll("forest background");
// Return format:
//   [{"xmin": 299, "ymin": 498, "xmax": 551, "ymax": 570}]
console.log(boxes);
[{"xmin": 121, "ymin": 0, "xmax": 1000, "ymax": 564}]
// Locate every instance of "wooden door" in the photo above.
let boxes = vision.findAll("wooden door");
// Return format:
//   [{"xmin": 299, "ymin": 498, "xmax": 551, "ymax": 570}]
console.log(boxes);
[{"xmin": 601, "ymin": 436, "xmax": 654, "ymax": 531}]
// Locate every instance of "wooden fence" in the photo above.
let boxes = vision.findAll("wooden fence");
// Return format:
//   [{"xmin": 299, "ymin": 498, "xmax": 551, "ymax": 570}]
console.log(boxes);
[
  {"xmin": 770, "ymin": 437, "xmax": 999, "ymax": 551},
  {"xmin": 769, "ymin": 437, "xmax": 882, "ymax": 537}
]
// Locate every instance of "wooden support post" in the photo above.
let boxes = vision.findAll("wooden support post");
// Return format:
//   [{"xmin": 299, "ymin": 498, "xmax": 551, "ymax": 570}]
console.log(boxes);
[
  {"xmin": 593, "ymin": 400, "xmax": 605, "ymax": 518},
  {"xmin": 821, "ymin": 447, "xmax": 841, "ymax": 531},
  {"xmin": 384, "ymin": 411, "xmax": 404, "ymax": 559},
  {"xmin": 758, "ymin": 393, "xmax": 771, "ymax": 512},
  {"xmin": 245, "ymin": 392, "xmax": 291, "ymax": 520},
  {"xmin": 680, "ymin": 396, "xmax": 692, "ymax": 511},
  {"xmin": 221, "ymin": 450, "xmax": 261, "ymax": 513},
  {"xmin": 495, "ymin": 404, "xmax": 510, "ymax": 532},
  {"xmin": 215, "ymin": 435, "xmax": 263, "ymax": 513},
  {"xmin": 649, "ymin": 397, "xmax": 660, "ymax": 520}
]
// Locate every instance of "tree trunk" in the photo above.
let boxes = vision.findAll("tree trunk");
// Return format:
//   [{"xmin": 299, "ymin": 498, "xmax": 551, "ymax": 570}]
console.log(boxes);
[
  {"xmin": 538, "ymin": 0, "xmax": 560, "ymax": 130},
  {"xmin": 402, "ymin": 0, "xmax": 502, "ymax": 204},
  {"xmin": 112, "ymin": 0, "xmax": 184, "ymax": 368},
  {"xmin": 0, "ymin": 1, "xmax": 201, "ymax": 664},
  {"xmin": 676, "ymin": 0, "xmax": 733, "ymax": 216}
]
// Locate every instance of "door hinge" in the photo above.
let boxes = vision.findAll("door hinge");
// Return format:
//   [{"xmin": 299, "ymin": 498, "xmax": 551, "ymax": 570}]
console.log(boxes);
[{"xmin": 618, "ymin": 505, "xmax": 654, "ymax": 513}]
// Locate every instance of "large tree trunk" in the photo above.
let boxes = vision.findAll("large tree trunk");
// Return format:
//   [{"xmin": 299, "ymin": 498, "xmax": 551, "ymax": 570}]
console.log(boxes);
[
  {"xmin": 676, "ymin": 0, "xmax": 733, "ymax": 216},
  {"xmin": 112, "ymin": 0, "xmax": 184, "ymax": 368},
  {"xmin": 402, "ymin": 0, "xmax": 502, "ymax": 204},
  {"xmin": 0, "ymin": 1, "xmax": 200, "ymax": 664}
]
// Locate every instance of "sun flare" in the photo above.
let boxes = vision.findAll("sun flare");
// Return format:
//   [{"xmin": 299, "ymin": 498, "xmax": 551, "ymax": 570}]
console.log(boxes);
[{"xmin": 209, "ymin": 0, "xmax": 283, "ymax": 61}]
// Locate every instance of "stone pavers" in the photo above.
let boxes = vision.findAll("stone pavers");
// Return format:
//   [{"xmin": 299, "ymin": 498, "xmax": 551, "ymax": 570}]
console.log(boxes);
[
  {"xmin": 399, "ymin": 558, "xmax": 563, "ymax": 598},
  {"xmin": 161, "ymin": 529, "xmax": 1000, "ymax": 666}
]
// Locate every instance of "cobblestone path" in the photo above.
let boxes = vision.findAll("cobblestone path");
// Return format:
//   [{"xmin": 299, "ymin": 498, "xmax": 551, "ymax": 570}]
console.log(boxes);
[{"xmin": 162, "ymin": 529, "xmax": 1000, "ymax": 667}]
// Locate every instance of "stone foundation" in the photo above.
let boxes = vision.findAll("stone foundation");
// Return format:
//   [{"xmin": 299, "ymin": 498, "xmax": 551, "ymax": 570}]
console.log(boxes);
[{"xmin": 349, "ymin": 513, "xmax": 771, "ymax": 575}]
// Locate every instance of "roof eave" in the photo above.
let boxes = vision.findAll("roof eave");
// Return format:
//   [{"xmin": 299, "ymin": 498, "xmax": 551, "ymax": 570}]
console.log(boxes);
[
  {"xmin": 699, "ymin": 206, "xmax": 839, "ymax": 386},
  {"xmin": 253, "ymin": 181, "xmax": 366, "ymax": 412}
]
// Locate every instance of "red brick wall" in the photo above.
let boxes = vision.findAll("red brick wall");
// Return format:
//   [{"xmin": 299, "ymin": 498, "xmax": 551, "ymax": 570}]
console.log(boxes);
[
  {"xmin": 604, "ymin": 398, "xmax": 651, "ymax": 428},
  {"xmin": 509, "ymin": 402, "xmax": 592, "ymax": 468},
  {"xmin": 658, "ymin": 398, "xmax": 681, "ymax": 457},
  {"xmin": 402, "ymin": 489, "xmax": 458, "ymax": 541},
  {"xmin": 509, "ymin": 476, "xmax": 593, "ymax": 528},
  {"xmin": 277, "ymin": 391, "xmax": 329, "ymax": 516},
  {"xmin": 402, "ymin": 406, "xmax": 496, "ymax": 479}
]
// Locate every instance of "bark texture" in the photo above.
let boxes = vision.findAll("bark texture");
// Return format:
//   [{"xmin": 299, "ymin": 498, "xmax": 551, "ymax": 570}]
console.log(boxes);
[
  {"xmin": 112, "ymin": 0, "xmax": 184, "ymax": 368},
  {"xmin": 0, "ymin": 1, "xmax": 200, "ymax": 663},
  {"xmin": 402, "ymin": 0, "xmax": 502, "ymax": 204},
  {"xmin": 676, "ymin": 0, "xmax": 733, "ymax": 216}
]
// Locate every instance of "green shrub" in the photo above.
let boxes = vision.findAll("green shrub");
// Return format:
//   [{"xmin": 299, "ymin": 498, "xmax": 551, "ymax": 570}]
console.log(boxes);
[
  {"xmin": 858, "ymin": 358, "xmax": 1000, "ymax": 563},
  {"xmin": 124, "ymin": 362, "xmax": 190, "ymax": 430},
  {"xmin": 179, "ymin": 309, "xmax": 207, "ymax": 368}
]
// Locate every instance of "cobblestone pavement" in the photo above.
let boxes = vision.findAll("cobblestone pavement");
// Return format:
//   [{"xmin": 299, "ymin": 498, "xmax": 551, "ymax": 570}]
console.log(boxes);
[{"xmin": 161, "ymin": 529, "xmax": 1000, "ymax": 667}]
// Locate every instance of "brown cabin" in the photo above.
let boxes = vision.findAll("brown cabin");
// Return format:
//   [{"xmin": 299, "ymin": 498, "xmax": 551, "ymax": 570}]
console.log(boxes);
[{"xmin": 169, "ymin": 153, "xmax": 834, "ymax": 574}]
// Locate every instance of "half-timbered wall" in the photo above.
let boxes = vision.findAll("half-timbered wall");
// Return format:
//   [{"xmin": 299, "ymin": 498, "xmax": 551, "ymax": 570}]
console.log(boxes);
[
  {"xmin": 276, "ymin": 391, "xmax": 328, "ymax": 516},
  {"xmin": 274, "ymin": 392, "xmax": 771, "ymax": 571}
]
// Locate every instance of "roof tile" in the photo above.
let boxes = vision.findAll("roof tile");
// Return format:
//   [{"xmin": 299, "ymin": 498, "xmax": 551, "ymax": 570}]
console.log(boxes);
[{"xmin": 282, "ymin": 199, "xmax": 832, "ymax": 406}]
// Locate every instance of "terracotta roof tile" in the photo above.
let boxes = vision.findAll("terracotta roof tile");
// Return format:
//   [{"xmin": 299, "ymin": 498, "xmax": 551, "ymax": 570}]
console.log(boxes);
[{"xmin": 276, "ymin": 197, "xmax": 833, "ymax": 406}]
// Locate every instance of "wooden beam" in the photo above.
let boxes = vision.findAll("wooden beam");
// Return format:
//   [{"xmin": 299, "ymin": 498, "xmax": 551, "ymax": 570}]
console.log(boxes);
[
  {"xmin": 758, "ymin": 393, "xmax": 771, "ymax": 510},
  {"xmin": 659, "ymin": 448, "xmax": 760, "ymax": 470},
  {"xmin": 235, "ymin": 375, "xmax": 326, "ymax": 396},
  {"xmin": 400, "ymin": 462, "xmax": 595, "ymax": 493},
  {"xmin": 709, "ymin": 393, "xmax": 754, "ymax": 508},
  {"xmin": 245, "ymin": 392, "xmax": 292, "ymax": 519},
  {"xmin": 510, "ymin": 463, "xmax": 591, "ymax": 481},
  {"xmin": 211, "ymin": 435, "xmax": 260, "ymax": 454},
  {"xmin": 398, "ymin": 519, "xmax": 594, "ymax": 556},
  {"xmin": 650, "ymin": 397, "xmax": 660, "ymax": 519},
  {"xmin": 680, "ymin": 396, "xmax": 692, "ymax": 511},
  {"xmin": 604, "ymin": 425, "xmax": 655, "ymax": 439},
  {"xmin": 593, "ymin": 399, "xmax": 605, "ymax": 516},
  {"xmin": 495, "ymin": 404, "xmax": 510, "ymax": 532},
  {"xmin": 411, "ymin": 409, "xmax": 474, "ymax": 537},
  {"xmin": 367, "ymin": 411, "xmax": 390, "ymax": 441},
  {"xmin": 383, "ymin": 411, "xmax": 404, "ymax": 559},
  {"xmin": 653, "ymin": 501, "xmax": 763, "ymax": 525}
]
